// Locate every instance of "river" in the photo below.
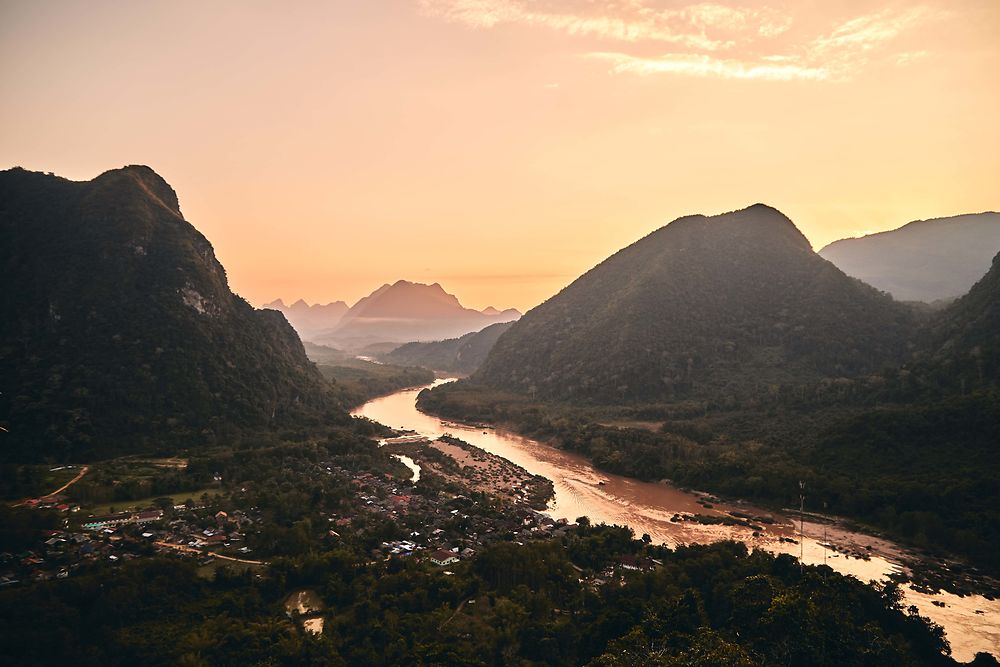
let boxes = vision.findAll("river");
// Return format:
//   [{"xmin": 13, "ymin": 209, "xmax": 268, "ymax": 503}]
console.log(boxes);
[{"xmin": 354, "ymin": 380, "xmax": 1000, "ymax": 662}]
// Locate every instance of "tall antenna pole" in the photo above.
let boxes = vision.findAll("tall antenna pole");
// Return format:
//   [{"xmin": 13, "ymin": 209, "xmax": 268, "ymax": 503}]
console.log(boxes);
[
  {"xmin": 799, "ymin": 481, "xmax": 805, "ymax": 568},
  {"xmin": 823, "ymin": 500, "xmax": 828, "ymax": 566}
]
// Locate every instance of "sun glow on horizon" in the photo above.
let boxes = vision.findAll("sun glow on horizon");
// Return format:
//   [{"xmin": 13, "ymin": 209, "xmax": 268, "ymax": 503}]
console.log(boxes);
[{"xmin": 1, "ymin": 0, "xmax": 998, "ymax": 312}]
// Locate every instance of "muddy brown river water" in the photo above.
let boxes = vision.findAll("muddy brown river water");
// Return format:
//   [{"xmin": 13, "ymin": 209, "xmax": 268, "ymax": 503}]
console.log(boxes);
[{"xmin": 354, "ymin": 380, "xmax": 1000, "ymax": 662}]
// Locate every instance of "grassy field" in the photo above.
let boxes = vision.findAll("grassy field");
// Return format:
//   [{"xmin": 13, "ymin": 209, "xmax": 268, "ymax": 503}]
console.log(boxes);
[
  {"xmin": 87, "ymin": 487, "xmax": 223, "ymax": 514},
  {"xmin": 1, "ymin": 465, "xmax": 84, "ymax": 501}
]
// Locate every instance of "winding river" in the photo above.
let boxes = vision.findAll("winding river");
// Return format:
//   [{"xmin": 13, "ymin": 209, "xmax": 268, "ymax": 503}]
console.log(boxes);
[{"xmin": 354, "ymin": 380, "xmax": 1000, "ymax": 662}]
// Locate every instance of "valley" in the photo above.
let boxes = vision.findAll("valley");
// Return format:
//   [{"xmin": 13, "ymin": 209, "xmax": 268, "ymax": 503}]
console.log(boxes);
[
  {"xmin": 2, "ymin": 170, "xmax": 997, "ymax": 664},
  {"xmin": 360, "ymin": 381, "xmax": 1000, "ymax": 662},
  {"xmin": 5, "ymin": 2, "xmax": 999, "ymax": 662}
]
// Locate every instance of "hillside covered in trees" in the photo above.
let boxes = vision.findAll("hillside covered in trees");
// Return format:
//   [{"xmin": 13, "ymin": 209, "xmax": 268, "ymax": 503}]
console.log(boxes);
[
  {"xmin": 475, "ymin": 205, "xmax": 918, "ymax": 405},
  {"xmin": 0, "ymin": 526, "xmax": 969, "ymax": 666},
  {"xmin": 421, "ymin": 207, "xmax": 1000, "ymax": 572},
  {"xmin": 382, "ymin": 321, "xmax": 515, "ymax": 375},
  {"xmin": 0, "ymin": 167, "xmax": 348, "ymax": 462}
]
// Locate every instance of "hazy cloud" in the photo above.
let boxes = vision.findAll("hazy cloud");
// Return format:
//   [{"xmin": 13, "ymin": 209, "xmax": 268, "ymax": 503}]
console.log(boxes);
[
  {"xmin": 420, "ymin": 1, "xmax": 944, "ymax": 82},
  {"xmin": 589, "ymin": 51, "xmax": 827, "ymax": 81},
  {"xmin": 419, "ymin": 0, "xmax": 791, "ymax": 51}
]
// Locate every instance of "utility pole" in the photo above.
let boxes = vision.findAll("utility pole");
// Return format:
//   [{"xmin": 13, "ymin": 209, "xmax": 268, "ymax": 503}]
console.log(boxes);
[
  {"xmin": 823, "ymin": 500, "xmax": 828, "ymax": 566},
  {"xmin": 799, "ymin": 481, "xmax": 805, "ymax": 569}
]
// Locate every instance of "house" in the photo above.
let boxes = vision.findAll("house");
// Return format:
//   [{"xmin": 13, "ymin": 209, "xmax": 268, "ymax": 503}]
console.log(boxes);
[
  {"xmin": 618, "ymin": 555, "xmax": 654, "ymax": 572},
  {"xmin": 429, "ymin": 549, "xmax": 459, "ymax": 566},
  {"xmin": 82, "ymin": 509, "xmax": 163, "ymax": 531}
]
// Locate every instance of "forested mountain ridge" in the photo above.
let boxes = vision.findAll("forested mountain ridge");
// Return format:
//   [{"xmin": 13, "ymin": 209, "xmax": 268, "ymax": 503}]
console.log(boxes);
[
  {"xmin": 0, "ymin": 166, "xmax": 347, "ymax": 462},
  {"xmin": 420, "ymin": 218, "xmax": 1000, "ymax": 571},
  {"xmin": 474, "ymin": 204, "xmax": 918, "ymax": 404},
  {"xmin": 820, "ymin": 212, "xmax": 1000, "ymax": 303},
  {"xmin": 382, "ymin": 321, "xmax": 515, "ymax": 374},
  {"xmin": 925, "ymin": 250, "xmax": 1000, "ymax": 382}
]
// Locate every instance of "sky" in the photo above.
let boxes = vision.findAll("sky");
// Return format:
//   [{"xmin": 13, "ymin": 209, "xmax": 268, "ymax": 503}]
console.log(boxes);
[{"xmin": 2, "ymin": 0, "xmax": 998, "ymax": 312}]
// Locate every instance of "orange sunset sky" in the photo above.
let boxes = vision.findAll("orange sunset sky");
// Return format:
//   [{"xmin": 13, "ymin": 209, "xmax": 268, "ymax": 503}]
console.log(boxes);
[{"xmin": 2, "ymin": 0, "xmax": 998, "ymax": 312}]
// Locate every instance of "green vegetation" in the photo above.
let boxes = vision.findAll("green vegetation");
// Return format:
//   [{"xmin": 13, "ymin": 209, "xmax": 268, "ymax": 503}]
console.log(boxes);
[
  {"xmin": 316, "ymin": 358, "xmax": 433, "ymax": 408},
  {"xmin": 475, "ymin": 205, "xmax": 917, "ymax": 404},
  {"xmin": 0, "ymin": 526, "xmax": 969, "ymax": 666},
  {"xmin": 381, "ymin": 321, "xmax": 515, "ymax": 374},
  {"xmin": 0, "ymin": 167, "xmax": 349, "ymax": 464},
  {"xmin": 4, "ymin": 169, "xmax": 998, "ymax": 663},
  {"xmin": 0, "ymin": 464, "xmax": 80, "ymax": 500},
  {"xmin": 418, "ymin": 207, "xmax": 1000, "ymax": 575},
  {"xmin": 420, "ymin": 381, "xmax": 1000, "ymax": 574}
]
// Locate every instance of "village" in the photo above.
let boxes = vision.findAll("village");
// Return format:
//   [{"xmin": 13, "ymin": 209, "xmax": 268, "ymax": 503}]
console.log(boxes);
[{"xmin": 2, "ymin": 432, "xmax": 663, "ymax": 591}]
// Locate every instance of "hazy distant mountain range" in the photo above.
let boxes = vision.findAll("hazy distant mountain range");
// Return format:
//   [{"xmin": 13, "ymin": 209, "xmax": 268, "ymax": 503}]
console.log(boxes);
[
  {"xmin": 0, "ymin": 166, "xmax": 346, "ymax": 461},
  {"xmin": 819, "ymin": 212, "xmax": 1000, "ymax": 303},
  {"xmin": 267, "ymin": 281, "xmax": 520, "ymax": 350},
  {"xmin": 473, "ymin": 204, "xmax": 915, "ymax": 404},
  {"xmin": 261, "ymin": 298, "xmax": 349, "ymax": 339}
]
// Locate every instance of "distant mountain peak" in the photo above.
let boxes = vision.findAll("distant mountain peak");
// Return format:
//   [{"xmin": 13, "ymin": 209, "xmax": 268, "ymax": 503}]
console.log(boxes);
[
  {"xmin": 265, "ymin": 298, "xmax": 350, "ymax": 338},
  {"xmin": 306, "ymin": 280, "xmax": 521, "ymax": 349},
  {"xmin": 820, "ymin": 211, "xmax": 1000, "ymax": 302}
]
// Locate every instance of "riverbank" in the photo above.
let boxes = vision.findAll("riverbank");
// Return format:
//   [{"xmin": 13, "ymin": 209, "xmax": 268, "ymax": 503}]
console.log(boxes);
[
  {"xmin": 415, "ymin": 380, "xmax": 1000, "ymax": 583},
  {"xmin": 383, "ymin": 434, "xmax": 553, "ymax": 510},
  {"xmin": 355, "ymin": 381, "xmax": 1000, "ymax": 662}
]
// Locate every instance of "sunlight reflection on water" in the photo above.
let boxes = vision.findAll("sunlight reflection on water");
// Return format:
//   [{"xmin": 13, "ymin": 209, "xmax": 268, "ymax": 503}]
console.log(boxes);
[{"xmin": 354, "ymin": 381, "xmax": 1000, "ymax": 661}]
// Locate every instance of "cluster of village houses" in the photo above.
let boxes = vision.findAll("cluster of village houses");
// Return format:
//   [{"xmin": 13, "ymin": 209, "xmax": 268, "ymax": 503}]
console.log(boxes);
[
  {"xmin": 5, "ymin": 456, "xmax": 659, "ymax": 588},
  {"xmin": 2, "ymin": 497, "xmax": 260, "ymax": 586}
]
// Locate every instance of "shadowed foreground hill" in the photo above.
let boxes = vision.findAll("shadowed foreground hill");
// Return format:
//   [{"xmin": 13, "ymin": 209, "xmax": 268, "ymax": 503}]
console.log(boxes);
[
  {"xmin": 820, "ymin": 212, "xmax": 1000, "ymax": 303},
  {"xmin": 475, "ymin": 204, "xmax": 917, "ymax": 404},
  {"xmin": 0, "ymin": 166, "xmax": 347, "ymax": 462},
  {"xmin": 924, "ymin": 249, "xmax": 1000, "ymax": 385}
]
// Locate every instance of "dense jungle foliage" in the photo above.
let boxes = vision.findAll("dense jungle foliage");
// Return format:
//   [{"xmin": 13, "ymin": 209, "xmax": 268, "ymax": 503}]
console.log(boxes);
[
  {"xmin": 382, "ymin": 321, "xmax": 515, "ymax": 375},
  {"xmin": 1, "ymin": 527, "xmax": 977, "ymax": 667},
  {"xmin": 0, "ymin": 167, "xmax": 348, "ymax": 463}
]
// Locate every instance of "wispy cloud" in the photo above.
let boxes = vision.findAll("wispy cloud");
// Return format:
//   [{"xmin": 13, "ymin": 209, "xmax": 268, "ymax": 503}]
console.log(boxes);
[
  {"xmin": 420, "ymin": 1, "xmax": 944, "ymax": 82},
  {"xmin": 813, "ymin": 7, "xmax": 933, "ymax": 54},
  {"xmin": 419, "ymin": 0, "xmax": 791, "ymax": 51},
  {"xmin": 589, "ymin": 51, "xmax": 827, "ymax": 81}
]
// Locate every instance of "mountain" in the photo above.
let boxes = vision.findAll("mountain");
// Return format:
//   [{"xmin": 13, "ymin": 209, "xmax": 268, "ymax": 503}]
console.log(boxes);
[
  {"xmin": 0, "ymin": 166, "xmax": 346, "ymax": 462},
  {"xmin": 381, "ymin": 321, "xmax": 515, "ymax": 375},
  {"xmin": 313, "ymin": 280, "xmax": 520, "ymax": 349},
  {"xmin": 263, "ymin": 298, "xmax": 349, "ymax": 339},
  {"xmin": 909, "ymin": 248, "xmax": 1000, "ymax": 395},
  {"xmin": 819, "ymin": 212, "xmax": 1000, "ymax": 303},
  {"xmin": 930, "ymin": 249, "xmax": 1000, "ymax": 358},
  {"xmin": 482, "ymin": 306, "xmax": 519, "ymax": 318},
  {"xmin": 472, "ymin": 204, "xmax": 917, "ymax": 404}
]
